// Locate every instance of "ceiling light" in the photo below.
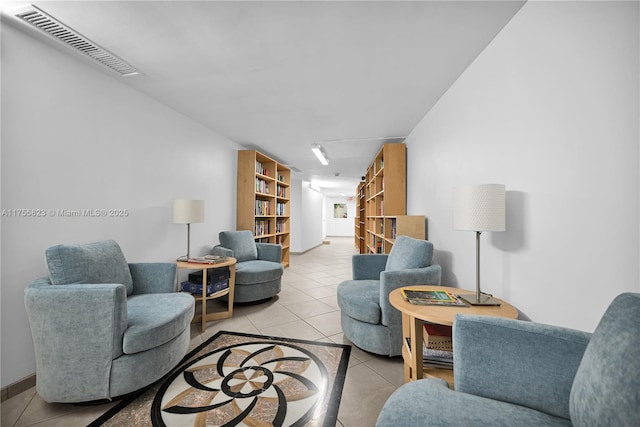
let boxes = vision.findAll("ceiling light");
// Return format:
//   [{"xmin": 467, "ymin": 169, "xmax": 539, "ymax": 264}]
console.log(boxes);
[{"xmin": 311, "ymin": 144, "xmax": 329, "ymax": 165}]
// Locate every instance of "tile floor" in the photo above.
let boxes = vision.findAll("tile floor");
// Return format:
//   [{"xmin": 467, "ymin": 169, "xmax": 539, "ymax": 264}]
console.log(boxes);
[{"xmin": 1, "ymin": 237, "xmax": 404, "ymax": 426}]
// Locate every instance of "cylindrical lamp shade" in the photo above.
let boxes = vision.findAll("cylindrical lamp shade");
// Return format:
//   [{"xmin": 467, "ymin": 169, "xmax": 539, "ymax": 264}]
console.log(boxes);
[
  {"xmin": 453, "ymin": 184, "xmax": 505, "ymax": 232},
  {"xmin": 172, "ymin": 199, "xmax": 204, "ymax": 224}
]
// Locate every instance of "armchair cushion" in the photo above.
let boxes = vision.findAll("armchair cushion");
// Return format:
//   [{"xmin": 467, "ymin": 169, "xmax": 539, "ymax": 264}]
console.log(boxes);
[
  {"xmin": 454, "ymin": 315, "xmax": 590, "ymax": 419},
  {"xmin": 336, "ymin": 280, "xmax": 381, "ymax": 324},
  {"xmin": 352, "ymin": 254, "xmax": 388, "ymax": 280},
  {"xmin": 385, "ymin": 235, "xmax": 433, "ymax": 271},
  {"xmin": 123, "ymin": 293, "xmax": 195, "ymax": 354},
  {"xmin": 235, "ymin": 260, "xmax": 284, "ymax": 285},
  {"xmin": 219, "ymin": 230, "xmax": 257, "ymax": 262},
  {"xmin": 45, "ymin": 240, "xmax": 134, "ymax": 295},
  {"xmin": 376, "ymin": 379, "xmax": 572, "ymax": 427}
]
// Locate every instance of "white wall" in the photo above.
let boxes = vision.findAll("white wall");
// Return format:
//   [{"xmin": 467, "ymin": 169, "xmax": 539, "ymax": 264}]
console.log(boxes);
[
  {"xmin": 1, "ymin": 24, "xmax": 241, "ymax": 387},
  {"xmin": 406, "ymin": 1, "xmax": 639, "ymax": 332},
  {"xmin": 325, "ymin": 197, "xmax": 356, "ymax": 237},
  {"xmin": 289, "ymin": 179, "xmax": 324, "ymax": 253}
]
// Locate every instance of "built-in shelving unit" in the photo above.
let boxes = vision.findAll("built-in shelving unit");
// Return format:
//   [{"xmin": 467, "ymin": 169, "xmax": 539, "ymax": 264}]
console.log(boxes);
[
  {"xmin": 354, "ymin": 181, "xmax": 366, "ymax": 253},
  {"xmin": 237, "ymin": 150, "xmax": 290, "ymax": 267},
  {"xmin": 355, "ymin": 143, "xmax": 426, "ymax": 254}
]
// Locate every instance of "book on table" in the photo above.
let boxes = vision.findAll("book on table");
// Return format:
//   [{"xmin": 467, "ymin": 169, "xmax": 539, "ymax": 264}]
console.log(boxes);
[
  {"xmin": 187, "ymin": 255, "xmax": 228, "ymax": 264},
  {"xmin": 401, "ymin": 288, "xmax": 467, "ymax": 306}
]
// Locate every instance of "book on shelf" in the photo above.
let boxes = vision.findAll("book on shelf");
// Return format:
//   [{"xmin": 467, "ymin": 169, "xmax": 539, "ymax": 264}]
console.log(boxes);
[
  {"xmin": 186, "ymin": 255, "xmax": 229, "ymax": 264},
  {"xmin": 188, "ymin": 267, "xmax": 230, "ymax": 285},
  {"xmin": 180, "ymin": 279, "xmax": 229, "ymax": 297},
  {"xmin": 401, "ymin": 288, "xmax": 467, "ymax": 306},
  {"xmin": 404, "ymin": 337, "xmax": 453, "ymax": 369}
]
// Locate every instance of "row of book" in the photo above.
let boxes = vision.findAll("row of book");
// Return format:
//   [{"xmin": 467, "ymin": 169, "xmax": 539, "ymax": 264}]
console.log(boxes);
[
  {"xmin": 276, "ymin": 185, "xmax": 287, "ymax": 198},
  {"xmin": 276, "ymin": 202, "xmax": 287, "ymax": 216},
  {"xmin": 180, "ymin": 267, "xmax": 231, "ymax": 297},
  {"xmin": 255, "ymin": 219, "xmax": 270, "ymax": 236},
  {"xmin": 404, "ymin": 323, "xmax": 454, "ymax": 369},
  {"xmin": 276, "ymin": 219, "xmax": 287, "ymax": 233},
  {"xmin": 256, "ymin": 178, "xmax": 270, "ymax": 194},
  {"xmin": 255, "ymin": 199, "xmax": 270, "ymax": 216},
  {"xmin": 256, "ymin": 160, "xmax": 269, "ymax": 176}
]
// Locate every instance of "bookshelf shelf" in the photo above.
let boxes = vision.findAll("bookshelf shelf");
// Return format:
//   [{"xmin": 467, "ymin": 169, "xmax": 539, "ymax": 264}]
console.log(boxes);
[{"xmin": 237, "ymin": 150, "xmax": 290, "ymax": 267}]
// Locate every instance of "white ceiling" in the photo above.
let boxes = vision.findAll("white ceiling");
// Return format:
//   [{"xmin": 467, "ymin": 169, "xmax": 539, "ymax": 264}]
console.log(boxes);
[{"xmin": 3, "ymin": 1, "xmax": 525, "ymax": 196}]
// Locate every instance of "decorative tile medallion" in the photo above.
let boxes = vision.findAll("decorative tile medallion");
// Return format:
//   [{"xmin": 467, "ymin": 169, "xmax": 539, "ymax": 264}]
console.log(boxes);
[{"xmin": 91, "ymin": 331, "xmax": 350, "ymax": 427}]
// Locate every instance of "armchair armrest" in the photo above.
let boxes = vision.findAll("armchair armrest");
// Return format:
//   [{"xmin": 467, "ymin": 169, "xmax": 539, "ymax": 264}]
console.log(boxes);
[
  {"xmin": 129, "ymin": 262, "xmax": 177, "ymax": 294},
  {"xmin": 212, "ymin": 245, "xmax": 233, "ymax": 258},
  {"xmin": 256, "ymin": 243, "xmax": 282, "ymax": 263},
  {"xmin": 352, "ymin": 254, "xmax": 388, "ymax": 280},
  {"xmin": 379, "ymin": 264, "xmax": 442, "ymax": 326},
  {"xmin": 24, "ymin": 278, "xmax": 128, "ymax": 402},
  {"xmin": 453, "ymin": 315, "xmax": 591, "ymax": 419}
]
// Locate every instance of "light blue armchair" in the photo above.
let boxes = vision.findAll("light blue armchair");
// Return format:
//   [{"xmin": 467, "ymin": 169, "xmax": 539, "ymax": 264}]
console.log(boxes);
[
  {"xmin": 337, "ymin": 236, "xmax": 442, "ymax": 356},
  {"xmin": 212, "ymin": 230, "xmax": 283, "ymax": 303},
  {"xmin": 376, "ymin": 292, "xmax": 640, "ymax": 426},
  {"xmin": 24, "ymin": 240, "xmax": 195, "ymax": 403}
]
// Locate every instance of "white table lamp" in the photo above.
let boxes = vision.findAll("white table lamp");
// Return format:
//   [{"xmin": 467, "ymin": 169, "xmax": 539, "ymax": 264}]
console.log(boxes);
[
  {"xmin": 453, "ymin": 184, "xmax": 505, "ymax": 306},
  {"xmin": 173, "ymin": 199, "xmax": 204, "ymax": 261}
]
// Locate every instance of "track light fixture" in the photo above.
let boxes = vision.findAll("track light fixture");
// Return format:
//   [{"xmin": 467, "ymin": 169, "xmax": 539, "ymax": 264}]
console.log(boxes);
[{"xmin": 311, "ymin": 144, "xmax": 329, "ymax": 165}]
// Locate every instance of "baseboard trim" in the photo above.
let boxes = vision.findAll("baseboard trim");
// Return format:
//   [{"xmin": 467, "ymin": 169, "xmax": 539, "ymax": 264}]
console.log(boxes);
[
  {"xmin": 1, "ymin": 374, "xmax": 36, "ymax": 402},
  {"xmin": 290, "ymin": 242, "xmax": 323, "ymax": 255}
]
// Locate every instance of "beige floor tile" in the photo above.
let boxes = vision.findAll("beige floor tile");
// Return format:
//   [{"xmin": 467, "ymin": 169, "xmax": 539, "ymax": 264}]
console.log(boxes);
[
  {"xmin": 364, "ymin": 355, "xmax": 405, "ymax": 387},
  {"xmin": 1, "ymin": 388, "xmax": 36, "ymax": 427},
  {"xmin": 337, "ymin": 363, "xmax": 397, "ymax": 427},
  {"xmin": 301, "ymin": 286, "xmax": 340, "ymax": 299},
  {"xmin": 282, "ymin": 299, "xmax": 337, "ymax": 319},
  {"xmin": 258, "ymin": 319, "xmax": 324, "ymax": 341},
  {"xmin": 274, "ymin": 287, "xmax": 316, "ymax": 305},
  {"xmin": 244, "ymin": 302, "xmax": 299, "ymax": 328},
  {"xmin": 318, "ymin": 295, "xmax": 340, "ymax": 310},
  {"xmin": 328, "ymin": 332, "xmax": 376, "ymax": 364},
  {"xmin": 287, "ymin": 278, "xmax": 327, "ymax": 290},
  {"xmin": 304, "ymin": 311, "xmax": 343, "ymax": 336},
  {"xmin": 14, "ymin": 392, "xmax": 116, "ymax": 427}
]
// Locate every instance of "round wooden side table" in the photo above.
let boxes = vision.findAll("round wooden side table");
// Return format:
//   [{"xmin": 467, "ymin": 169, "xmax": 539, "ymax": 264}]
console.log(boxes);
[{"xmin": 390, "ymin": 285, "xmax": 518, "ymax": 386}]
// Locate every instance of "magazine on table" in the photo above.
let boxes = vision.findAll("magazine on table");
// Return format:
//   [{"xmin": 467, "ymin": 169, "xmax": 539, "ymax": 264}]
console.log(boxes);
[
  {"xmin": 187, "ymin": 255, "xmax": 228, "ymax": 264},
  {"xmin": 401, "ymin": 288, "xmax": 467, "ymax": 306}
]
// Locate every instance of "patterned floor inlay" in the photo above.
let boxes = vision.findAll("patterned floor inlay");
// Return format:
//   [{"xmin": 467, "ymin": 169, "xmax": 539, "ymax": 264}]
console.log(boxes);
[{"xmin": 90, "ymin": 331, "xmax": 350, "ymax": 427}]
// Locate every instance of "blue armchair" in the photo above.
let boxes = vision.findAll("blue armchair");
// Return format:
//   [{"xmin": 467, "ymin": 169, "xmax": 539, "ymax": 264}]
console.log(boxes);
[
  {"xmin": 376, "ymin": 292, "xmax": 640, "ymax": 426},
  {"xmin": 337, "ymin": 236, "xmax": 442, "ymax": 356},
  {"xmin": 212, "ymin": 230, "xmax": 283, "ymax": 303},
  {"xmin": 24, "ymin": 240, "xmax": 195, "ymax": 403}
]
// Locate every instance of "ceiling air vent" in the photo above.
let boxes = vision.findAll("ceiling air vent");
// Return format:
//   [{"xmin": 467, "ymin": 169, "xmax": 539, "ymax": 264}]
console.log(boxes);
[{"xmin": 10, "ymin": 4, "xmax": 139, "ymax": 77}]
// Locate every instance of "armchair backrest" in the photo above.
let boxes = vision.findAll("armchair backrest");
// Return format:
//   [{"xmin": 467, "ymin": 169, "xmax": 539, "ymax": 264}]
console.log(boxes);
[
  {"xmin": 385, "ymin": 236, "xmax": 433, "ymax": 271},
  {"xmin": 45, "ymin": 240, "xmax": 134, "ymax": 295},
  {"xmin": 219, "ymin": 230, "xmax": 258, "ymax": 262},
  {"xmin": 569, "ymin": 292, "xmax": 640, "ymax": 427}
]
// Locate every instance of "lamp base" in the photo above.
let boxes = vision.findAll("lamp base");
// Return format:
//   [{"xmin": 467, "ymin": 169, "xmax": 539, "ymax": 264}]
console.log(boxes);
[{"xmin": 458, "ymin": 292, "xmax": 501, "ymax": 306}]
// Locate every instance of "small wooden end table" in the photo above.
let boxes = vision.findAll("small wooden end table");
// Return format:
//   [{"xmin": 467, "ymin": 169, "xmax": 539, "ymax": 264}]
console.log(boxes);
[
  {"xmin": 177, "ymin": 257, "xmax": 237, "ymax": 332},
  {"xmin": 390, "ymin": 285, "xmax": 518, "ymax": 386}
]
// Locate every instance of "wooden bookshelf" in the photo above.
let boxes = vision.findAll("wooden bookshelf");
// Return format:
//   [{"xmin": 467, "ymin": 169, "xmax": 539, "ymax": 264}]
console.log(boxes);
[
  {"xmin": 356, "ymin": 143, "xmax": 426, "ymax": 254},
  {"xmin": 354, "ymin": 181, "xmax": 366, "ymax": 252},
  {"xmin": 237, "ymin": 150, "xmax": 290, "ymax": 267}
]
